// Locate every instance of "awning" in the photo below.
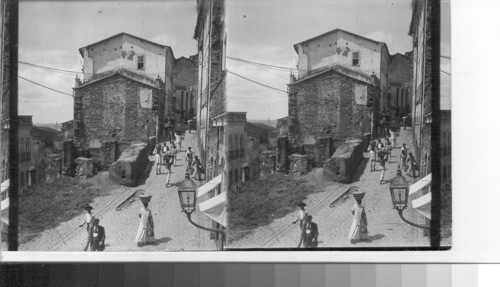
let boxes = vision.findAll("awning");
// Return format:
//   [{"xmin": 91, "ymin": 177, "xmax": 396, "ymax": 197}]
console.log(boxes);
[
  {"xmin": 199, "ymin": 192, "xmax": 227, "ymax": 227},
  {"xmin": 1, "ymin": 209, "xmax": 8, "ymax": 226},
  {"xmin": 1, "ymin": 179, "xmax": 10, "ymax": 212},
  {"xmin": 197, "ymin": 174, "xmax": 222, "ymax": 198},
  {"xmin": 412, "ymin": 192, "xmax": 432, "ymax": 219},
  {"xmin": 409, "ymin": 173, "xmax": 432, "ymax": 195}
]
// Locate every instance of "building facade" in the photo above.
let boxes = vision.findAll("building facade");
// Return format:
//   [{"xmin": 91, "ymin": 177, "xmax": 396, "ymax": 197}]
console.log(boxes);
[
  {"xmin": 294, "ymin": 28, "xmax": 390, "ymax": 114},
  {"xmin": 388, "ymin": 53, "xmax": 412, "ymax": 115},
  {"xmin": 194, "ymin": 0, "xmax": 228, "ymax": 250},
  {"xmin": 78, "ymin": 32, "xmax": 175, "ymax": 133},
  {"xmin": 173, "ymin": 56, "xmax": 198, "ymax": 121},
  {"xmin": 409, "ymin": 0, "xmax": 436, "ymax": 179},
  {"xmin": 74, "ymin": 69, "xmax": 165, "ymax": 167},
  {"xmin": 288, "ymin": 64, "xmax": 379, "ymax": 165}
]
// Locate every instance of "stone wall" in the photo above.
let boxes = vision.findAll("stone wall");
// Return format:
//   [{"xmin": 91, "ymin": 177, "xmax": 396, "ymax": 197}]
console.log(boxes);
[
  {"xmin": 75, "ymin": 157, "xmax": 94, "ymax": 179},
  {"xmin": 45, "ymin": 154, "xmax": 62, "ymax": 183},
  {"xmin": 109, "ymin": 143, "xmax": 149, "ymax": 187},
  {"xmin": 88, "ymin": 140, "xmax": 118, "ymax": 171},
  {"xmin": 288, "ymin": 70, "xmax": 374, "ymax": 164},
  {"xmin": 323, "ymin": 139, "xmax": 363, "ymax": 183},
  {"xmin": 73, "ymin": 74, "xmax": 160, "ymax": 155},
  {"xmin": 276, "ymin": 136, "xmax": 290, "ymax": 173},
  {"xmin": 259, "ymin": 151, "xmax": 275, "ymax": 179},
  {"xmin": 289, "ymin": 154, "xmax": 308, "ymax": 176},
  {"xmin": 62, "ymin": 140, "xmax": 77, "ymax": 176}
]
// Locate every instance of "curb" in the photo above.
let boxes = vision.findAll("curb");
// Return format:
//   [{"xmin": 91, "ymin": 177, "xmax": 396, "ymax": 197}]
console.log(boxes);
[
  {"xmin": 328, "ymin": 187, "xmax": 353, "ymax": 208},
  {"xmin": 115, "ymin": 188, "xmax": 143, "ymax": 211}
]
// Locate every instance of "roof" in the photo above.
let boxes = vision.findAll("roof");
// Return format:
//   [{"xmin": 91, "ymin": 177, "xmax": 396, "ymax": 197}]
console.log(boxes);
[
  {"xmin": 293, "ymin": 28, "xmax": 389, "ymax": 53},
  {"xmin": 79, "ymin": 32, "xmax": 171, "ymax": 57},
  {"xmin": 73, "ymin": 68, "xmax": 160, "ymax": 90},
  {"xmin": 289, "ymin": 64, "xmax": 374, "ymax": 86}
]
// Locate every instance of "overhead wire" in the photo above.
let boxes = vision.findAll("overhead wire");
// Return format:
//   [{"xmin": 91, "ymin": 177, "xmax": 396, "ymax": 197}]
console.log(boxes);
[
  {"xmin": 19, "ymin": 60, "xmax": 197, "ymax": 86},
  {"xmin": 227, "ymin": 70, "xmax": 288, "ymax": 94},
  {"xmin": 18, "ymin": 75, "xmax": 74, "ymax": 97}
]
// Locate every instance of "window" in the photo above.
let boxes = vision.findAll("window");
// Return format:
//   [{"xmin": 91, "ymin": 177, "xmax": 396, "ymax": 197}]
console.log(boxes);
[
  {"xmin": 352, "ymin": 51, "xmax": 360, "ymax": 66},
  {"xmin": 137, "ymin": 55, "xmax": 145, "ymax": 70},
  {"xmin": 235, "ymin": 169, "xmax": 239, "ymax": 183}
]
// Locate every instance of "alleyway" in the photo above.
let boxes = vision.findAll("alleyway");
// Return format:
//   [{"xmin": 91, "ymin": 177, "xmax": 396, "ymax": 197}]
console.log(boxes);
[
  {"xmin": 229, "ymin": 127, "xmax": 429, "ymax": 249},
  {"xmin": 19, "ymin": 131, "xmax": 216, "ymax": 251}
]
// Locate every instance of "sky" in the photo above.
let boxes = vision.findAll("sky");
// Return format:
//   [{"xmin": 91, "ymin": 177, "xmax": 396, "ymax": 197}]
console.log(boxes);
[
  {"xmin": 226, "ymin": 0, "xmax": 452, "ymax": 120},
  {"xmin": 19, "ymin": 0, "xmax": 198, "ymax": 124}
]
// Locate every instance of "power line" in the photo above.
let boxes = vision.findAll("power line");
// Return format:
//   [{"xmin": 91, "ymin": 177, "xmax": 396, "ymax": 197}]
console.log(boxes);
[
  {"xmin": 440, "ymin": 69, "xmax": 451, "ymax": 76},
  {"xmin": 18, "ymin": 75, "xmax": 74, "ymax": 97},
  {"xmin": 19, "ymin": 61, "xmax": 81, "ymax": 75},
  {"xmin": 19, "ymin": 60, "xmax": 197, "ymax": 85},
  {"xmin": 227, "ymin": 56, "xmax": 297, "ymax": 72},
  {"xmin": 227, "ymin": 70, "xmax": 288, "ymax": 94}
]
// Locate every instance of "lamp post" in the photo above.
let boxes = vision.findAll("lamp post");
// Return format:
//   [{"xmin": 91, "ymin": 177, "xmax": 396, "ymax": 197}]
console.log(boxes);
[
  {"xmin": 177, "ymin": 173, "xmax": 225, "ymax": 250},
  {"xmin": 389, "ymin": 168, "xmax": 430, "ymax": 229}
]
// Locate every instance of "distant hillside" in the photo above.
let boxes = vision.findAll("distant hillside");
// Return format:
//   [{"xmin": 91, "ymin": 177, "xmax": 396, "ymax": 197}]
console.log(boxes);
[
  {"xmin": 248, "ymin": 119, "xmax": 277, "ymax": 128},
  {"xmin": 34, "ymin": 123, "xmax": 62, "ymax": 131}
]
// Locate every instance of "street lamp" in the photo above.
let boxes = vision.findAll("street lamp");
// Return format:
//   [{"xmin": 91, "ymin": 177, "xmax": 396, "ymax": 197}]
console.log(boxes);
[
  {"xmin": 389, "ymin": 168, "xmax": 430, "ymax": 229},
  {"xmin": 177, "ymin": 173, "xmax": 226, "ymax": 250}
]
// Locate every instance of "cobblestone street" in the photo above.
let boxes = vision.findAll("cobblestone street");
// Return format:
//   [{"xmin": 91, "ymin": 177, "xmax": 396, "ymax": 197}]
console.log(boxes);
[
  {"xmin": 228, "ymin": 127, "xmax": 430, "ymax": 249},
  {"xmin": 19, "ymin": 132, "xmax": 216, "ymax": 251}
]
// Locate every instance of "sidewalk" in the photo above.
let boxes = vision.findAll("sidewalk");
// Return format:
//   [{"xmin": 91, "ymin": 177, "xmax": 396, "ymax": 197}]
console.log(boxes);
[
  {"xmin": 19, "ymin": 131, "xmax": 217, "ymax": 251},
  {"xmin": 228, "ymin": 127, "xmax": 429, "ymax": 248}
]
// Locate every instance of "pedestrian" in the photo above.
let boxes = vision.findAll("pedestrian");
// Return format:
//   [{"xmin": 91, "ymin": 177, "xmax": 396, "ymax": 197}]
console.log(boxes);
[
  {"xmin": 186, "ymin": 147, "xmax": 194, "ymax": 172},
  {"xmin": 170, "ymin": 141, "xmax": 178, "ymax": 166},
  {"xmin": 193, "ymin": 155, "xmax": 204, "ymax": 181},
  {"xmin": 400, "ymin": 143, "xmax": 408, "ymax": 169},
  {"xmin": 379, "ymin": 151, "xmax": 386, "ymax": 184},
  {"xmin": 135, "ymin": 195, "xmax": 155, "ymax": 247},
  {"xmin": 368, "ymin": 146, "xmax": 376, "ymax": 172},
  {"xmin": 84, "ymin": 218, "xmax": 106, "ymax": 251},
  {"xmin": 164, "ymin": 151, "xmax": 173, "ymax": 187},
  {"xmin": 348, "ymin": 189, "xmax": 369, "ymax": 244},
  {"xmin": 79, "ymin": 205, "xmax": 94, "ymax": 233},
  {"xmin": 154, "ymin": 147, "xmax": 162, "ymax": 175},
  {"xmin": 175, "ymin": 132, "xmax": 182, "ymax": 152},
  {"xmin": 385, "ymin": 137, "xmax": 392, "ymax": 162},
  {"xmin": 390, "ymin": 129, "xmax": 397, "ymax": 148},
  {"xmin": 406, "ymin": 152, "xmax": 417, "ymax": 178},
  {"xmin": 297, "ymin": 214, "xmax": 319, "ymax": 248},
  {"xmin": 161, "ymin": 143, "xmax": 168, "ymax": 162},
  {"xmin": 292, "ymin": 202, "xmax": 307, "ymax": 229}
]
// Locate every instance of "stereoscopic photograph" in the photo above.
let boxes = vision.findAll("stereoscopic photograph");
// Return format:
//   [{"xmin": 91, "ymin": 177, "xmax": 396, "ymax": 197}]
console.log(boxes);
[
  {"xmin": 1, "ymin": 0, "xmax": 450, "ymax": 254},
  {"xmin": 224, "ymin": 0, "xmax": 451, "ymax": 249}
]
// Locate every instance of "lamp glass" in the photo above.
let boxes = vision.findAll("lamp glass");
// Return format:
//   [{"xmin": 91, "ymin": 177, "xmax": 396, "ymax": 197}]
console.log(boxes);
[
  {"xmin": 389, "ymin": 173, "xmax": 409, "ymax": 209},
  {"xmin": 177, "ymin": 174, "xmax": 198, "ymax": 212}
]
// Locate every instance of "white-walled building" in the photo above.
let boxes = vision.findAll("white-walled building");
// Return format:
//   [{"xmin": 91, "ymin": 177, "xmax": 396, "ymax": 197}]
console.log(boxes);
[
  {"xmin": 293, "ymin": 28, "xmax": 390, "ymax": 112},
  {"xmin": 79, "ymin": 32, "xmax": 175, "ymax": 117}
]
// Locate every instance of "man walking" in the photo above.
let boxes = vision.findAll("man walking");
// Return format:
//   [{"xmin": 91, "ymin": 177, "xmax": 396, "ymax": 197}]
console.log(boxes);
[
  {"xmin": 186, "ymin": 147, "xmax": 194, "ymax": 172},
  {"xmin": 79, "ymin": 205, "xmax": 94, "ymax": 233},
  {"xmin": 400, "ymin": 143, "xmax": 408, "ymax": 170},
  {"xmin": 297, "ymin": 215, "xmax": 319, "ymax": 248}
]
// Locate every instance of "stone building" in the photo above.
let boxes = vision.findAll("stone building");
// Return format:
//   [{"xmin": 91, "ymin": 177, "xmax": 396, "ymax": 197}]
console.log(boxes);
[
  {"xmin": 173, "ymin": 56, "xmax": 197, "ymax": 121},
  {"xmin": 17, "ymin": 116, "xmax": 33, "ymax": 190},
  {"xmin": 388, "ymin": 53, "xmax": 412, "ymax": 115},
  {"xmin": 407, "ymin": 0, "xmax": 442, "ymax": 243},
  {"xmin": 288, "ymin": 64, "xmax": 379, "ymax": 166},
  {"xmin": 409, "ymin": 0, "xmax": 438, "ymax": 180},
  {"xmin": 294, "ymin": 28, "xmax": 390, "ymax": 114},
  {"xmin": 74, "ymin": 33, "xmax": 174, "ymax": 167},
  {"xmin": 194, "ymin": 0, "xmax": 228, "ymax": 250},
  {"xmin": 74, "ymin": 69, "xmax": 165, "ymax": 169}
]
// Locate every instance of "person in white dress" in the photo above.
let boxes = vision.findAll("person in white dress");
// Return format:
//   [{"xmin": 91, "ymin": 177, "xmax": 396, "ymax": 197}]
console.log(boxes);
[
  {"xmin": 135, "ymin": 200, "xmax": 155, "ymax": 247},
  {"xmin": 348, "ymin": 197, "xmax": 369, "ymax": 243}
]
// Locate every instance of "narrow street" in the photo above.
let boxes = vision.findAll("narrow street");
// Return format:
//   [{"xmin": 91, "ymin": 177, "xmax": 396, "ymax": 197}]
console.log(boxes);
[
  {"xmin": 19, "ymin": 132, "xmax": 216, "ymax": 251},
  {"xmin": 229, "ymin": 127, "xmax": 429, "ymax": 249}
]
